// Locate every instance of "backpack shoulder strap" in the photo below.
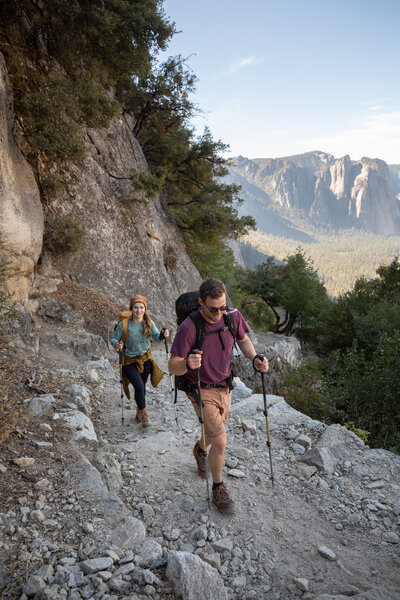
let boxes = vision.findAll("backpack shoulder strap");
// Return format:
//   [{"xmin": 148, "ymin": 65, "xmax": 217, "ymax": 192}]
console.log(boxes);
[
  {"xmin": 189, "ymin": 310, "xmax": 206, "ymax": 350},
  {"xmin": 223, "ymin": 311, "xmax": 237, "ymax": 340},
  {"xmin": 121, "ymin": 318, "xmax": 129, "ymax": 343}
]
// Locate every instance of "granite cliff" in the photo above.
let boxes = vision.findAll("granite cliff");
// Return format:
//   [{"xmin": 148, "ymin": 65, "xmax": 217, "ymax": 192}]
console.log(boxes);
[
  {"xmin": 0, "ymin": 51, "xmax": 200, "ymax": 326},
  {"xmin": 231, "ymin": 152, "xmax": 400, "ymax": 236}
]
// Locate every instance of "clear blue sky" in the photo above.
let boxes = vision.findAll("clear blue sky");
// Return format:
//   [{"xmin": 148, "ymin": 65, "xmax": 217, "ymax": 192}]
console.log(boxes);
[{"xmin": 160, "ymin": 0, "xmax": 400, "ymax": 164}]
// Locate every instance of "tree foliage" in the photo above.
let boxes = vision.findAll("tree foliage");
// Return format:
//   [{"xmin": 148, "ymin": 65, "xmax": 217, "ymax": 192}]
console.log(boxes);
[
  {"xmin": 243, "ymin": 225, "xmax": 400, "ymax": 298},
  {"xmin": 279, "ymin": 359, "xmax": 327, "ymax": 421},
  {"xmin": 121, "ymin": 51, "xmax": 256, "ymax": 273},
  {"xmin": 274, "ymin": 255, "xmax": 400, "ymax": 453},
  {"xmin": 315, "ymin": 256, "xmax": 400, "ymax": 356},
  {"xmin": 0, "ymin": 0, "xmax": 174, "ymax": 162},
  {"xmin": 323, "ymin": 334, "xmax": 400, "ymax": 452},
  {"xmin": 1, "ymin": 1, "xmax": 254, "ymax": 275},
  {"xmin": 238, "ymin": 248, "xmax": 328, "ymax": 338}
]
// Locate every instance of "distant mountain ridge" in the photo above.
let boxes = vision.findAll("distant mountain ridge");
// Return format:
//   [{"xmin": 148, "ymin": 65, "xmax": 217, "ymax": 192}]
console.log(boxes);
[{"xmin": 230, "ymin": 151, "xmax": 400, "ymax": 236}]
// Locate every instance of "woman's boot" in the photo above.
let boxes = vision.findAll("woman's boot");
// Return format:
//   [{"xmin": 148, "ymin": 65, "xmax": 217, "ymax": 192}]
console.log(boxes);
[{"xmin": 136, "ymin": 408, "xmax": 151, "ymax": 427}]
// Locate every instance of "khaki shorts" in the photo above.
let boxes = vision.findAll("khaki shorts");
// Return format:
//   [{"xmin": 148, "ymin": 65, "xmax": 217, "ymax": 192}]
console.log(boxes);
[{"xmin": 187, "ymin": 386, "xmax": 231, "ymax": 443}]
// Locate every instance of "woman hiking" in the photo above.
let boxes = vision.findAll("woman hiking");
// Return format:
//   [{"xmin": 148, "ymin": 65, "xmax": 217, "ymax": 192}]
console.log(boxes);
[{"xmin": 110, "ymin": 294, "xmax": 169, "ymax": 427}]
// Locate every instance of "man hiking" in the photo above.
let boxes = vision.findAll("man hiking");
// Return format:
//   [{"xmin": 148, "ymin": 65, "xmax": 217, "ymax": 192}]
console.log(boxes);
[{"xmin": 168, "ymin": 278, "xmax": 268, "ymax": 514}]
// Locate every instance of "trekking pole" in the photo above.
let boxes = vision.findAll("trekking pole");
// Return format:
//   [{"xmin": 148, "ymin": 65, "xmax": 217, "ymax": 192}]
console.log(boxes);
[
  {"xmin": 163, "ymin": 333, "xmax": 178, "ymax": 427},
  {"xmin": 255, "ymin": 353, "xmax": 274, "ymax": 486},
  {"xmin": 192, "ymin": 349, "xmax": 211, "ymax": 510},
  {"xmin": 119, "ymin": 349, "xmax": 125, "ymax": 438}
]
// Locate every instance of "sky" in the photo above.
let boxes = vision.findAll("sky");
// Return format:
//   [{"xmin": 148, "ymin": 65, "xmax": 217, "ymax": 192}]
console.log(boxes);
[{"xmin": 160, "ymin": 0, "xmax": 400, "ymax": 164}]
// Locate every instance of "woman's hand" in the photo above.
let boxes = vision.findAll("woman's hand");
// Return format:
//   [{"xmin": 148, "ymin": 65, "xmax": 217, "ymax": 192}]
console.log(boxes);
[{"xmin": 115, "ymin": 341, "xmax": 124, "ymax": 352}]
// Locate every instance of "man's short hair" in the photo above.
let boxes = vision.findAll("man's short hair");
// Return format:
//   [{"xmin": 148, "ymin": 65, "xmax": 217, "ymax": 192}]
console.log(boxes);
[{"xmin": 199, "ymin": 278, "xmax": 226, "ymax": 301}]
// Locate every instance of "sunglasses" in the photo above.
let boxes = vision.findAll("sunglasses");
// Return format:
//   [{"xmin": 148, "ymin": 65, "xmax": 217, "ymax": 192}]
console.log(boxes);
[{"xmin": 204, "ymin": 303, "xmax": 228, "ymax": 314}]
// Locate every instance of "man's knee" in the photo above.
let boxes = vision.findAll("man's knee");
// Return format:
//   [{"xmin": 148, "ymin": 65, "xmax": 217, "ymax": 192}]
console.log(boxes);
[{"xmin": 210, "ymin": 433, "xmax": 226, "ymax": 454}]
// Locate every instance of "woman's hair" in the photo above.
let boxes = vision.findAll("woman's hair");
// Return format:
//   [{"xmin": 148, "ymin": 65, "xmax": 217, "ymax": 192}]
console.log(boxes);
[
  {"xmin": 129, "ymin": 294, "xmax": 152, "ymax": 338},
  {"xmin": 199, "ymin": 277, "xmax": 226, "ymax": 301},
  {"xmin": 142, "ymin": 313, "xmax": 152, "ymax": 338}
]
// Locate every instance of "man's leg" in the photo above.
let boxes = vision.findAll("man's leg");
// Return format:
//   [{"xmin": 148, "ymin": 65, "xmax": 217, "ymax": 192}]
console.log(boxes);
[
  {"xmin": 189, "ymin": 388, "xmax": 235, "ymax": 513},
  {"xmin": 207, "ymin": 432, "xmax": 226, "ymax": 483}
]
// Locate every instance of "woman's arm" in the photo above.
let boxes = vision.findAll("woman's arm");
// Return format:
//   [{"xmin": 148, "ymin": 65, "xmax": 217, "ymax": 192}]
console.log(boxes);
[{"xmin": 110, "ymin": 321, "xmax": 123, "ymax": 350}]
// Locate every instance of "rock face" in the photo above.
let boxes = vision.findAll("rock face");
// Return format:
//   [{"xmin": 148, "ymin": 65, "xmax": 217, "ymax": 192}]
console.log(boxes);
[
  {"xmin": 36, "ymin": 112, "xmax": 201, "ymax": 323},
  {"xmin": 0, "ymin": 53, "xmax": 44, "ymax": 300},
  {"xmin": 0, "ymin": 47, "xmax": 200, "ymax": 322},
  {"xmin": 231, "ymin": 152, "xmax": 400, "ymax": 235}
]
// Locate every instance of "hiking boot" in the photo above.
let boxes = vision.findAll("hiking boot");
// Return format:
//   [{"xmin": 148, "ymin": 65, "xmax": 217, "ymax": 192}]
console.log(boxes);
[
  {"xmin": 193, "ymin": 440, "xmax": 209, "ymax": 479},
  {"xmin": 136, "ymin": 408, "xmax": 151, "ymax": 427},
  {"xmin": 212, "ymin": 483, "xmax": 236, "ymax": 514}
]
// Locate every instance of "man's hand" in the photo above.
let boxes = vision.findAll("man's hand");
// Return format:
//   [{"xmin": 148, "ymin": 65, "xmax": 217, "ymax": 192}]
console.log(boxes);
[
  {"xmin": 187, "ymin": 350, "xmax": 202, "ymax": 371},
  {"xmin": 253, "ymin": 354, "xmax": 269, "ymax": 372}
]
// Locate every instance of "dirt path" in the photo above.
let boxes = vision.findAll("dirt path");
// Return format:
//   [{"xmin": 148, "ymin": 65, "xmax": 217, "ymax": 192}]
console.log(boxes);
[{"xmin": 91, "ymin": 347, "xmax": 400, "ymax": 600}]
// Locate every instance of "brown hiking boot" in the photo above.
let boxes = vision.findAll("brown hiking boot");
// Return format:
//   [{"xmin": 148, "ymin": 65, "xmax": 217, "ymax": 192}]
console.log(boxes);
[
  {"xmin": 193, "ymin": 440, "xmax": 209, "ymax": 479},
  {"xmin": 136, "ymin": 408, "xmax": 151, "ymax": 427},
  {"xmin": 212, "ymin": 483, "xmax": 236, "ymax": 514}
]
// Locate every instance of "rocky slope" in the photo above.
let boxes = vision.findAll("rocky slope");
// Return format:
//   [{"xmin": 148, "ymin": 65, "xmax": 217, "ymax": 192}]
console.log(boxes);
[
  {"xmin": 230, "ymin": 153, "xmax": 400, "ymax": 236},
  {"xmin": 0, "ymin": 294, "xmax": 399, "ymax": 600}
]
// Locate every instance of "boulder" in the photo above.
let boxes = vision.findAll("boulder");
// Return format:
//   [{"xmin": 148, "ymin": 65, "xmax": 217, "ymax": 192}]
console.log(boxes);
[{"xmin": 166, "ymin": 551, "xmax": 228, "ymax": 600}]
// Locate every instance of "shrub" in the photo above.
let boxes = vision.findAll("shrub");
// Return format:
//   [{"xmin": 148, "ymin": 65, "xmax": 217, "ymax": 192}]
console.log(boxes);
[
  {"xmin": 40, "ymin": 173, "xmax": 65, "ymax": 198},
  {"xmin": 344, "ymin": 422, "xmax": 370, "ymax": 444},
  {"xmin": 278, "ymin": 359, "xmax": 327, "ymax": 421},
  {"xmin": 18, "ymin": 76, "xmax": 117, "ymax": 163},
  {"xmin": 322, "ymin": 334, "xmax": 400, "ymax": 453},
  {"xmin": 44, "ymin": 212, "xmax": 86, "ymax": 255},
  {"xmin": 163, "ymin": 245, "xmax": 177, "ymax": 271},
  {"xmin": 0, "ymin": 262, "xmax": 16, "ymax": 323},
  {"xmin": 19, "ymin": 78, "xmax": 86, "ymax": 162}
]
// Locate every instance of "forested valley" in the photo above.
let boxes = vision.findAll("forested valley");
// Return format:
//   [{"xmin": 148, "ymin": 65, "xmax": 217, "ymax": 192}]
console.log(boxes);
[{"xmin": 242, "ymin": 226, "xmax": 400, "ymax": 297}]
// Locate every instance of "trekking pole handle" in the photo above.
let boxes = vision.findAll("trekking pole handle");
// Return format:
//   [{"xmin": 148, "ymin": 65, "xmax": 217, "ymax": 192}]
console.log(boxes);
[
  {"xmin": 187, "ymin": 348, "xmax": 202, "ymax": 371},
  {"xmin": 191, "ymin": 349, "xmax": 204, "ymax": 413},
  {"xmin": 252, "ymin": 353, "xmax": 266, "ymax": 370}
]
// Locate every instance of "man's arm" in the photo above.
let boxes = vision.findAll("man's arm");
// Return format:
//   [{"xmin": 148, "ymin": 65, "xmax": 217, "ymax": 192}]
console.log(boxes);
[{"xmin": 237, "ymin": 335, "xmax": 268, "ymax": 372}]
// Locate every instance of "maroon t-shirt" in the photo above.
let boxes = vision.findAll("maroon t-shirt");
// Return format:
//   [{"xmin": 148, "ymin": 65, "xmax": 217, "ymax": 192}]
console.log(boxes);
[{"xmin": 170, "ymin": 308, "xmax": 249, "ymax": 386}]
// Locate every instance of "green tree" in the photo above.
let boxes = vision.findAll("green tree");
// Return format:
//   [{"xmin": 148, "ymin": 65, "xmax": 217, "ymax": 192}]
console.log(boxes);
[
  {"xmin": 279, "ymin": 359, "xmax": 327, "ymax": 421},
  {"xmin": 238, "ymin": 257, "xmax": 284, "ymax": 331},
  {"xmin": 1, "ymin": 1, "xmax": 256, "ymax": 276},
  {"xmin": 118, "ymin": 55, "xmax": 197, "ymax": 142},
  {"xmin": 1, "ymin": 0, "xmax": 174, "ymax": 162},
  {"xmin": 239, "ymin": 249, "xmax": 328, "ymax": 338},
  {"xmin": 149, "ymin": 126, "xmax": 255, "ymax": 275},
  {"xmin": 279, "ymin": 249, "xmax": 327, "ymax": 342},
  {"xmin": 315, "ymin": 256, "xmax": 400, "ymax": 356},
  {"xmin": 323, "ymin": 333, "xmax": 400, "ymax": 452}
]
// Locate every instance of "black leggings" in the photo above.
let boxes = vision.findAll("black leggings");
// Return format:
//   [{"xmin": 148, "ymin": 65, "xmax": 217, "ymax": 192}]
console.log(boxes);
[{"xmin": 122, "ymin": 360, "xmax": 151, "ymax": 410}]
